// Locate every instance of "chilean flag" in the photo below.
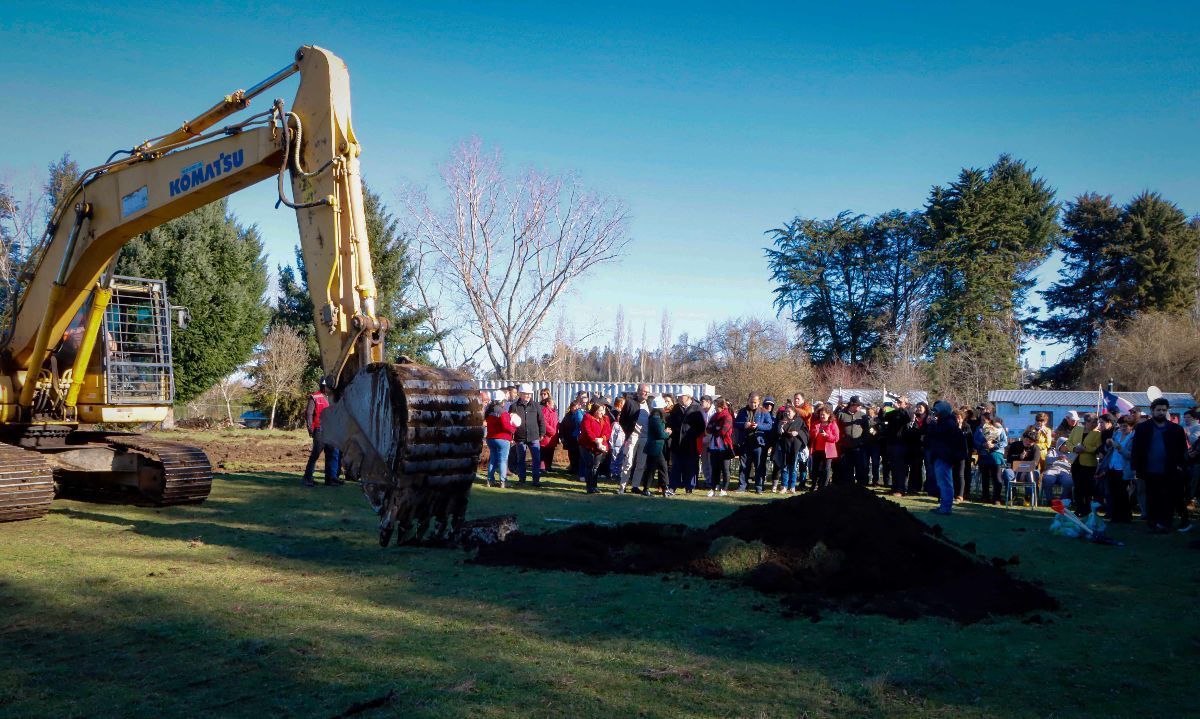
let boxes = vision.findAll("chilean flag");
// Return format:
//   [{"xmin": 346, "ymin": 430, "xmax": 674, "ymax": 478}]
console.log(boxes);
[{"xmin": 1102, "ymin": 389, "xmax": 1134, "ymax": 415}]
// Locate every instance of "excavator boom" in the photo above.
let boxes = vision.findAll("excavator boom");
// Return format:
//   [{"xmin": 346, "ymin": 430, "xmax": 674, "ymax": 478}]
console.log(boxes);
[{"xmin": 0, "ymin": 46, "xmax": 483, "ymax": 543}]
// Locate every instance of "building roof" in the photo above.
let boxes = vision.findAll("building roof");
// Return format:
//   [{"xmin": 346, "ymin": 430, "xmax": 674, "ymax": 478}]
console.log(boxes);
[
  {"xmin": 988, "ymin": 390, "xmax": 1196, "ymax": 407},
  {"xmin": 827, "ymin": 389, "xmax": 929, "ymax": 406}
]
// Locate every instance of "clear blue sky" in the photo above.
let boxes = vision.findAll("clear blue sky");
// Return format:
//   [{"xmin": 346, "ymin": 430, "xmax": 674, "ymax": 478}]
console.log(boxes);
[{"xmin": 2, "ymin": 2, "xmax": 1197, "ymax": 367}]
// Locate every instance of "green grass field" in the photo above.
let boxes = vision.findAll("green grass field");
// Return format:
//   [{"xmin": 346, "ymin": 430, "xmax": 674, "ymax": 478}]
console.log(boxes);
[{"xmin": 2, "ymin": 460, "xmax": 1198, "ymax": 718}]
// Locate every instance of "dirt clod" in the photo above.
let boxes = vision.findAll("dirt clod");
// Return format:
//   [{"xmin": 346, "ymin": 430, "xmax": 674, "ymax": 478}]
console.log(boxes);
[{"xmin": 473, "ymin": 485, "xmax": 1057, "ymax": 624}]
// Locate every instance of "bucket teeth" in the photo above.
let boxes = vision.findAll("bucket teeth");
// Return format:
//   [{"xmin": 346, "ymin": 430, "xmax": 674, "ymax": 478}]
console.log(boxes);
[{"xmin": 326, "ymin": 362, "xmax": 484, "ymax": 547}]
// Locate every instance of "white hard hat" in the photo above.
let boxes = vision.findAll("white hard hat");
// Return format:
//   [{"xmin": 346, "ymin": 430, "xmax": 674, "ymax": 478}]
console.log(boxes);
[
  {"xmin": 650, "ymin": 396, "xmax": 666, "ymax": 410},
  {"xmin": 491, "ymin": 390, "xmax": 506, "ymax": 401},
  {"xmin": 509, "ymin": 413, "xmax": 523, "ymax": 427},
  {"xmin": 518, "ymin": 383, "xmax": 533, "ymax": 394}
]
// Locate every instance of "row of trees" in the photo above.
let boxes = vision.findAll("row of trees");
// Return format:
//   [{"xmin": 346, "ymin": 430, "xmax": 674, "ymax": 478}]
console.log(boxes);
[{"xmin": 767, "ymin": 154, "xmax": 1200, "ymax": 400}]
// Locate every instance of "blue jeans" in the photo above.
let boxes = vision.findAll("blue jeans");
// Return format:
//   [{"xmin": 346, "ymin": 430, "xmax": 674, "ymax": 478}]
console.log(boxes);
[
  {"xmin": 486, "ymin": 438, "xmax": 510, "ymax": 486},
  {"xmin": 781, "ymin": 460, "xmax": 797, "ymax": 490},
  {"xmin": 1042, "ymin": 470, "xmax": 1074, "ymax": 504},
  {"xmin": 512, "ymin": 441, "xmax": 542, "ymax": 485},
  {"xmin": 303, "ymin": 427, "xmax": 340, "ymax": 483},
  {"xmin": 934, "ymin": 458, "xmax": 954, "ymax": 513},
  {"xmin": 739, "ymin": 445, "xmax": 764, "ymax": 490}
]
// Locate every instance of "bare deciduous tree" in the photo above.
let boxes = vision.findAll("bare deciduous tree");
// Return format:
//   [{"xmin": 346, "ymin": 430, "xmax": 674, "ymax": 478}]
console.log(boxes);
[
  {"xmin": 1084, "ymin": 311, "xmax": 1200, "ymax": 396},
  {"xmin": 402, "ymin": 138, "xmax": 631, "ymax": 378},
  {"xmin": 610, "ymin": 306, "xmax": 626, "ymax": 381},
  {"xmin": 865, "ymin": 306, "xmax": 929, "ymax": 397},
  {"xmin": 250, "ymin": 325, "xmax": 307, "ymax": 429},
  {"xmin": 658, "ymin": 309, "xmax": 672, "ymax": 382},
  {"xmin": 215, "ymin": 374, "xmax": 249, "ymax": 425},
  {"xmin": 676, "ymin": 317, "xmax": 816, "ymax": 405}
]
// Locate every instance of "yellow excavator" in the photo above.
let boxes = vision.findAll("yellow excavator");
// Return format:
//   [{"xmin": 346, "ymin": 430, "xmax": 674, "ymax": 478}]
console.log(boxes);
[{"xmin": 0, "ymin": 46, "xmax": 483, "ymax": 546}]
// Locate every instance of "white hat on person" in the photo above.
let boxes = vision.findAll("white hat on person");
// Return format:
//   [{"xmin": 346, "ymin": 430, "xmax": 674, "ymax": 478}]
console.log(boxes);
[
  {"xmin": 518, "ymin": 383, "xmax": 533, "ymax": 394},
  {"xmin": 650, "ymin": 396, "xmax": 667, "ymax": 410},
  {"xmin": 1066, "ymin": 410, "xmax": 1080, "ymax": 421},
  {"xmin": 491, "ymin": 390, "xmax": 506, "ymax": 401}
]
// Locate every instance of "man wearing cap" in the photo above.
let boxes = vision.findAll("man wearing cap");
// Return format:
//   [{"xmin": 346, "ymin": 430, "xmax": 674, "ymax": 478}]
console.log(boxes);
[
  {"xmin": 734, "ymin": 393, "xmax": 775, "ymax": 492},
  {"xmin": 1055, "ymin": 410, "xmax": 1080, "ymax": 442},
  {"xmin": 667, "ymin": 391, "xmax": 706, "ymax": 494},
  {"xmin": 302, "ymin": 378, "xmax": 342, "ymax": 487},
  {"xmin": 510, "ymin": 383, "xmax": 546, "ymax": 487},
  {"xmin": 618, "ymin": 384, "xmax": 653, "ymax": 493},
  {"xmin": 835, "ymin": 395, "xmax": 870, "ymax": 485}
]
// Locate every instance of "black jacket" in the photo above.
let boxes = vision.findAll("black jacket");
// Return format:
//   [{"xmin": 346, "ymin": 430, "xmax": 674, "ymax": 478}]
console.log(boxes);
[
  {"xmin": 1132, "ymin": 419, "xmax": 1188, "ymax": 476},
  {"xmin": 510, "ymin": 398, "xmax": 545, "ymax": 443},
  {"xmin": 881, "ymin": 407, "xmax": 911, "ymax": 445},
  {"xmin": 927, "ymin": 413, "xmax": 967, "ymax": 464},
  {"xmin": 619, "ymin": 396, "xmax": 646, "ymax": 436},
  {"xmin": 776, "ymin": 417, "xmax": 809, "ymax": 454},
  {"xmin": 836, "ymin": 409, "xmax": 869, "ymax": 450},
  {"xmin": 667, "ymin": 402, "xmax": 706, "ymax": 455}
]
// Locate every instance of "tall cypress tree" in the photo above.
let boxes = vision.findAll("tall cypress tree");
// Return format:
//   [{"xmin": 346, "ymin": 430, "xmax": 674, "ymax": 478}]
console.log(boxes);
[
  {"xmin": 923, "ymin": 155, "xmax": 1059, "ymax": 388},
  {"xmin": 1040, "ymin": 191, "xmax": 1200, "ymax": 362},
  {"xmin": 272, "ymin": 182, "xmax": 440, "ymax": 371},
  {"xmin": 43, "ymin": 153, "xmax": 81, "ymax": 222},
  {"xmin": 361, "ymin": 185, "xmax": 441, "ymax": 361},
  {"xmin": 115, "ymin": 199, "xmax": 270, "ymax": 402},
  {"xmin": 767, "ymin": 209, "xmax": 932, "ymax": 365}
]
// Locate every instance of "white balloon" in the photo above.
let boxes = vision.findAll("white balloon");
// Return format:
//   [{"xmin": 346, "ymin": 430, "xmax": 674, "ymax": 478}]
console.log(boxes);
[
  {"xmin": 509, "ymin": 413, "xmax": 523, "ymax": 427},
  {"xmin": 1147, "ymin": 386, "xmax": 1163, "ymax": 402}
]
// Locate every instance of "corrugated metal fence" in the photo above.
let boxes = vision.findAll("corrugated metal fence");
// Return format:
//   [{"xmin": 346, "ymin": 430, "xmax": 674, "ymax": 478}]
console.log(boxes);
[{"xmin": 476, "ymin": 380, "xmax": 717, "ymax": 411}]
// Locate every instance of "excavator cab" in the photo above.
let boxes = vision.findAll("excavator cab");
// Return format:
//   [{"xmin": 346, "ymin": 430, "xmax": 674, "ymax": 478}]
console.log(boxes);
[{"xmin": 100, "ymin": 277, "xmax": 176, "ymax": 407}]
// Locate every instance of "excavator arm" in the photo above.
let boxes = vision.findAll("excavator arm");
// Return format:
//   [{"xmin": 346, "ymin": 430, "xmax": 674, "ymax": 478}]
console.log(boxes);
[{"xmin": 0, "ymin": 46, "xmax": 483, "ymax": 544}]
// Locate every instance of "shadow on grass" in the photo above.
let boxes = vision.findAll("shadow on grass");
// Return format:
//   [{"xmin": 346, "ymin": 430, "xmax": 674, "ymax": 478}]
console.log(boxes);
[{"xmin": 11, "ymin": 470, "xmax": 1200, "ymax": 718}]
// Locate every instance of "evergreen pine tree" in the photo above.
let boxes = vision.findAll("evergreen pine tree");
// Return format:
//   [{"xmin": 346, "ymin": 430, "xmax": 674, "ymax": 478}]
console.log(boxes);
[
  {"xmin": 923, "ymin": 155, "xmax": 1059, "ymax": 389},
  {"xmin": 1039, "ymin": 191, "xmax": 1200, "ymax": 377},
  {"xmin": 272, "ymin": 182, "xmax": 440, "ymax": 375},
  {"xmin": 115, "ymin": 199, "xmax": 270, "ymax": 402}
]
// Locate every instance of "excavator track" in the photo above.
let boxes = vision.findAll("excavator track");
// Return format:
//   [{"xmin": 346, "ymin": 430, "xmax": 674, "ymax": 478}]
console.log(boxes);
[
  {"xmin": 106, "ymin": 436, "xmax": 213, "ymax": 505},
  {"xmin": 0, "ymin": 444, "xmax": 55, "ymax": 522},
  {"xmin": 324, "ymin": 362, "xmax": 484, "ymax": 546},
  {"xmin": 54, "ymin": 435, "xmax": 213, "ymax": 506}
]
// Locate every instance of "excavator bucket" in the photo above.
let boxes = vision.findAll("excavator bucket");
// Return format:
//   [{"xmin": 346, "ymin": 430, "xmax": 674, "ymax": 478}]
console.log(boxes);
[{"xmin": 320, "ymin": 362, "xmax": 485, "ymax": 547}]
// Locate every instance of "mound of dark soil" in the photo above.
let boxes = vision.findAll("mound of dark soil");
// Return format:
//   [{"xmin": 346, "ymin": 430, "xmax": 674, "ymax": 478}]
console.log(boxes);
[{"xmin": 472, "ymin": 485, "xmax": 1057, "ymax": 624}]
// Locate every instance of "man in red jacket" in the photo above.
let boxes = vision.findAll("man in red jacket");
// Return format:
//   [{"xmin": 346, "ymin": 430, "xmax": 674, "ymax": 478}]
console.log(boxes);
[{"xmin": 302, "ymin": 378, "xmax": 343, "ymax": 487}]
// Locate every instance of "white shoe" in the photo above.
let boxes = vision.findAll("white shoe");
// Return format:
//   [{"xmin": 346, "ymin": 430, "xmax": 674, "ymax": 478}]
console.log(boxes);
[
  {"xmin": 707, "ymin": 489, "xmax": 715, "ymax": 497},
  {"xmin": 719, "ymin": 489, "xmax": 728, "ymax": 497}
]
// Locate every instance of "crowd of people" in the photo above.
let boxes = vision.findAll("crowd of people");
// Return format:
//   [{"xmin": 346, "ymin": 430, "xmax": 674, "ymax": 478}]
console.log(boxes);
[{"xmin": 483, "ymin": 383, "xmax": 1198, "ymax": 533}]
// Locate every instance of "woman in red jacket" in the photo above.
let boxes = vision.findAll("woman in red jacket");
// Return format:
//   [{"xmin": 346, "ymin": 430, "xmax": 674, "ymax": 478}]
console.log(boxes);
[
  {"xmin": 577, "ymin": 401, "xmax": 613, "ymax": 494},
  {"xmin": 484, "ymin": 390, "xmax": 516, "ymax": 488},
  {"xmin": 810, "ymin": 405, "xmax": 840, "ymax": 490},
  {"xmin": 539, "ymin": 397, "xmax": 560, "ymax": 472},
  {"xmin": 705, "ymin": 398, "xmax": 735, "ymax": 497}
]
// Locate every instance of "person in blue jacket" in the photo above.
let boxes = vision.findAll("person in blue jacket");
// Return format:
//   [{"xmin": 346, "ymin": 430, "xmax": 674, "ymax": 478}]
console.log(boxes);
[{"xmin": 927, "ymin": 400, "xmax": 967, "ymax": 514}]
